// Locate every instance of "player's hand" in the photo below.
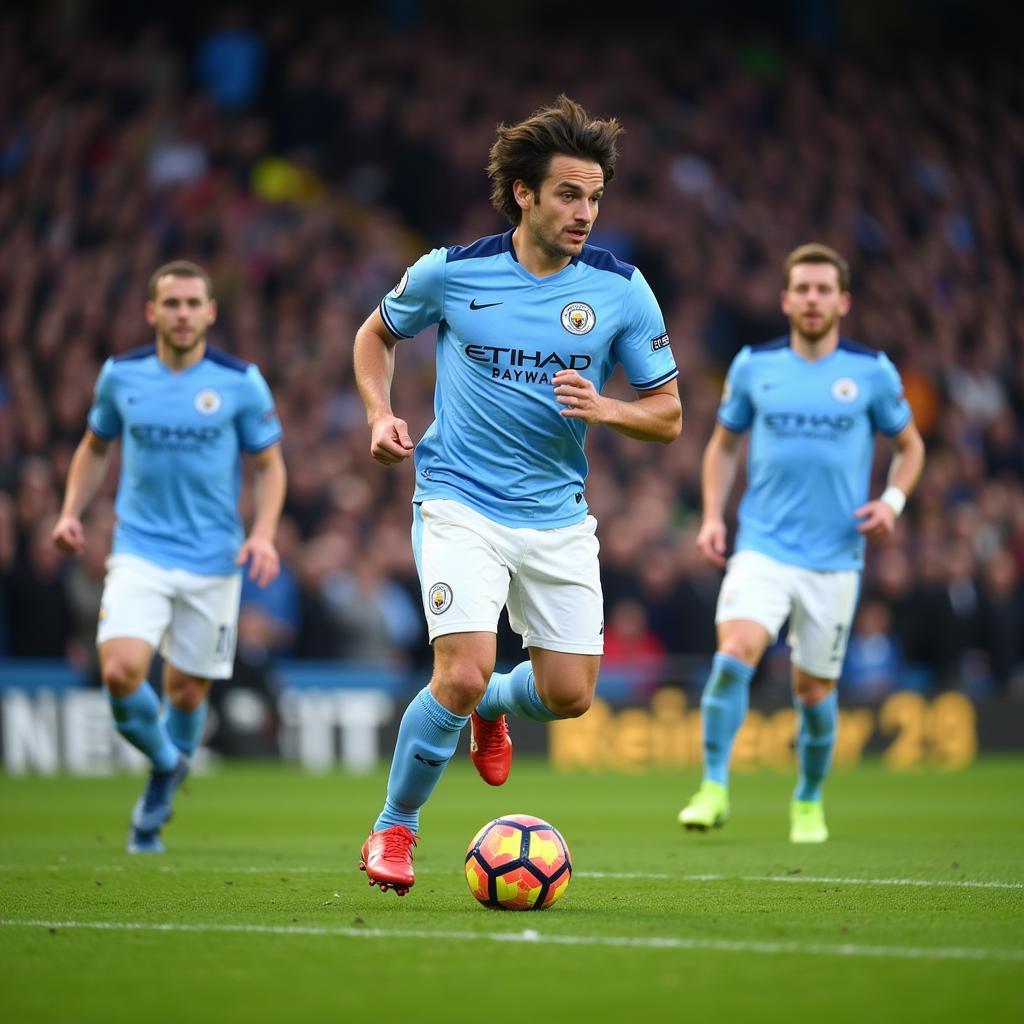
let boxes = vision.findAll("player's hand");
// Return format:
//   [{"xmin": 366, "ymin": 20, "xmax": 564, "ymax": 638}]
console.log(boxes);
[
  {"xmin": 369, "ymin": 415, "xmax": 415, "ymax": 465},
  {"xmin": 236, "ymin": 534, "xmax": 280, "ymax": 588},
  {"xmin": 854, "ymin": 500, "xmax": 896, "ymax": 542},
  {"xmin": 696, "ymin": 518, "xmax": 728, "ymax": 567},
  {"xmin": 553, "ymin": 370, "xmax": 606, "ymax": 424},
  {"xmin": 51, "ymin": 514, "xmax": 85, "ymax": 555}
]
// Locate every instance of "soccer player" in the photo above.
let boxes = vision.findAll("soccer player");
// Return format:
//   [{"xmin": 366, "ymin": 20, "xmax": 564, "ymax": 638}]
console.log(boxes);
[
  {"xmin": 678, "ymin": 243, "xmax": 925, "ymax": 842},
  {"xmin": 52, "ymin": 261, "xmax": 286, "ymax": 853},
  {"xmin": 354, "ymin": 95, "xmax": 682, "ymax": 894}
]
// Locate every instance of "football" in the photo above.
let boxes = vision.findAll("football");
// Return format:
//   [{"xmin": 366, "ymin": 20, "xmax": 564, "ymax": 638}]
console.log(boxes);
[{"xmin": 465, "ymin": 813, "xmax": 572, "ymax": 910}]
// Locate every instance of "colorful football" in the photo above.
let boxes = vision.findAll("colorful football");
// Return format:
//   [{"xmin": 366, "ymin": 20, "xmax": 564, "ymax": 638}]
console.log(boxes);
[{"xmin": 465, "ymin": 813, "xmax": 572, "ymax": 910}]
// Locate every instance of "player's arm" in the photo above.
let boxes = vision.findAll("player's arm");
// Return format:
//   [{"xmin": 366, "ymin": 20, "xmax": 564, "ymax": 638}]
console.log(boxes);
[
  {"xmin": 855, "ymin": 420, "xmax": 926, "ymax": 542},
  {"xmin": 354, "ymin": 307, "xmax": 415, "ymax": 465},
  {"xmin": 237, "ymin": 442, "xmax": 286, "ymax": 588},
  {"xmin": 553, "ymin": 372, "xmax": 682, "ymax": 443},
  {"xmin": 696, "ymin": 423, "xmax": 745, "ymax": 567},
  {"xmin": 52, "ymin": 430, "xmax": 114, "ymax": 554}
]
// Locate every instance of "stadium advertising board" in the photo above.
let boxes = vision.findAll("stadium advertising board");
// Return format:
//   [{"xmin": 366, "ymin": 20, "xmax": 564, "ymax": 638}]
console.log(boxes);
[{"xmin": 0, "ymin": 661, "xmax": 1018, "ymax": 775}]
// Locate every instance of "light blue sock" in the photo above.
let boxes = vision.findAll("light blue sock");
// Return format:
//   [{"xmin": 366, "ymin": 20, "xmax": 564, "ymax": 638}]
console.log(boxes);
[
  {"xmin": 109, "ymin": 683, "xmax": 180, "ymax": 773},
  {"xmin": 794, "ymin": 689, "xmax": 838, "ymax": 802},
  {"xmin": 700, "ymin": 652, "xmax": 754, "ymax": 786},
  {"xmin": 165, "ymin": 701, "xmax": 208, "ymax": 757},
  {"xmin": 374, "ymin": 686, "xmax": 469, "ymax": 833},
  {"xmin": 476, "ymin": 660, "xmax": 558, "ymax": 722}
]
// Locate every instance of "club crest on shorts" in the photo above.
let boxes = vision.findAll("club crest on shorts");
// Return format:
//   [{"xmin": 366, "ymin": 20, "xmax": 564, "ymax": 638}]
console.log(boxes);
[
  {"xmin": 561, "ymin": 301, "xmax": 596, "ymax": 335},
  {"xmin": 429, "ymin": 582, "xmax": 453, "ymax": 614},
  {"xmin": 831, "ymin": 377, "xmax": 859, "ymax": 403},
  {"xmin": 194, "ymin": 389, "xmax": 222, "ymax": 415}
]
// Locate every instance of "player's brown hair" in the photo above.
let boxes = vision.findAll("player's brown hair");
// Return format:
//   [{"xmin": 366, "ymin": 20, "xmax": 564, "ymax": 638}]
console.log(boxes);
[
  {"xmin": 784, "ymin": 243, "xmax": 850, "ymax": 292},
  {"xmin": 487, "ymin": 95, "xmax": 623, "ymax": 225},
  {"xmin": 147, "ymin": 260, "xmax": 213, "ymax": 300}
]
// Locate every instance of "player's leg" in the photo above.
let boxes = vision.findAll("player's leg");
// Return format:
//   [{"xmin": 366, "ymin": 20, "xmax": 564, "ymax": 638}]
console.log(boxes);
[
  {"xmin": 97, "ymin": 556, "xmax": 181, "ymax": 852},
  {"xmin": 144, "ymin": 568, "xmax": 240, "ymax": 847},
  {"xmin": 677, "ymin": 621, "xmax": 765, "ymax": 830},
  {"xmin": 361, "ymin": 630, "xmax": 490, "ymax": 893},
  {"xmin": 679, "ymin": 551, "xmax": 789, "ymax": 830},
  {"xmin": 100, "ymin": 635, "xmax": 179, "ymax": 774},
  {"xmin": 789, "ymin": 669, "xmax": 836, "ymax": 843},
  {"xmin": 475, "ymin": 513, "xmax": 604, "ymax": 781},
  {"xmin": 361, "ymin": 500, "xmax": 507, "ymax": 893},
  {"xmin": 163, "ymin": 664, "xmax": 212, "ymax": 758},
  {"xmin": 528, "ymin": 647, "xmax": 600, "ymax": 717},
  {"xmin": 787, "ymin": 568, "xmax": 859, "ymax": 843}
]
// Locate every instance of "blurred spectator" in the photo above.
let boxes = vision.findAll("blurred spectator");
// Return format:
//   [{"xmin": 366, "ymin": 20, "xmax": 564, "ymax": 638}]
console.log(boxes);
[
  {"xmin": 973, "ymin": 549, "xmax": 1024, "ymax": 692},
  {"xmin": 2, "ymin": 514, "xmax": 74, "ymax": 658},
  {"xmin": 194, "ymin": 10, "xmax": 266, "ymax": 111},
  {"xmin": 321, "ymin": 550, "xmax": 421, "ymax": 666},
  {"xmin": 841, "ymin": 599, "xmax": 904, "ymax": 700},
  {"xmin": 602, "ymin": 597, "xmax": 667, "ymax": 699}
]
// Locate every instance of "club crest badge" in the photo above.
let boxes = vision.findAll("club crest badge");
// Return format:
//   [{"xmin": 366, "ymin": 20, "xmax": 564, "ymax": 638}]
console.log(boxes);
[
  {"xmin": 831, "ymin": 377, "xmax": 859, "ymax": 403},
  {"xmin": 429, "ymin": 582, "xmax": 453, "ymax": 615},
  {"xmin": 194, "ymin": 389, "xmax": 222, "ymax": 415},
  {"xmin": 560, "ymin": 301, "xmax": 596, "ymax": 335}
]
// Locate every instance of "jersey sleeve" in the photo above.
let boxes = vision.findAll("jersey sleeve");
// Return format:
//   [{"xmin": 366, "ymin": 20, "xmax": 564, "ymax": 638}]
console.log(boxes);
[
  {"xmin": 717, "ymin": 347, "xmax": 754, "ymax": 432},
  {"xmin": 378, "ymin": 248, "xmax": 447, "ymax": 339},
  {"xmin": 613, "ymin": 269, "xmax": 678, "ymax": 390},
  {"xmin": 237, "ymin": 365, "xmax": 283, "ymax": 452},
  {"xmin": 86, "ymin": 358, "xmax": 122, "ymax": 439},
  {"xmin": 869, "ymin": 353, "xmax": 913, "ymax": 436}
]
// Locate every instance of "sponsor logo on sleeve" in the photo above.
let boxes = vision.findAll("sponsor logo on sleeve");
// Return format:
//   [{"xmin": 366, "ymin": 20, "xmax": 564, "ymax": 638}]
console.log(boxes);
[
  {"xmin": 392, "ymin": 270, "xmax": 409, "ymax": 298},
  {"xmin": 651, "ymin": 332, "xmax": 670, "ymax": 351}
]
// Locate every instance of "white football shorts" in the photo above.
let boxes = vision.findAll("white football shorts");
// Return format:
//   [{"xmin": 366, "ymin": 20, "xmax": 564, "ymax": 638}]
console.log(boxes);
[
  {"xmin": 413, "ymin": 498, "xmax": 604, "ymax": 655},
  {"xmin": 97, "ymin": 553, "xmax": 242, "ymax": 679},
  {"xmin": 715, "ymin": 549, "xmax": 860, "ymax": 679}
]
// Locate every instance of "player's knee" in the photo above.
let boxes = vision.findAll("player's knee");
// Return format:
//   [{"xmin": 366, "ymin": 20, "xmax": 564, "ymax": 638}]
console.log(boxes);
[
  {"xmin": 101, "ymin": 659, "xmax": 146, "ymax": 699},
  {"xmin": 435, "ymin": 667, "xmax": 490, "ymax": 711},
  {"xmin": 543, "ymin": 688, "xmax": 593, "ymax": 720},
  {"xmin": 165, "ymin": 672, "xmax": 209, "ymax": 712},
  {"xmin": 795, "ymin": 679, "xmax": 833, "ymax": 707},
  {"xmin": 718, "ymin": 636, "xmax": 761, "ymax": 666},
  {"xmin": 169, "ymin": 687, "xmax": 205, "ymax": 713}
]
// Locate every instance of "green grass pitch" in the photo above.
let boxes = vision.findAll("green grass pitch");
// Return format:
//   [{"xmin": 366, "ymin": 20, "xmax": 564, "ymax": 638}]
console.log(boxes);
[{"xmin": 2, "ymin": 758, "xmax": 1022, "ymax": 1024}]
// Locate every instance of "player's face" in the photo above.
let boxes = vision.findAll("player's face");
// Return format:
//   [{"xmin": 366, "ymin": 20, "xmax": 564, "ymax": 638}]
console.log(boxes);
[
  {"xmin": 146, "ymin": 275, "xmax": 216, "ymax": 353},
  {"xmin": 781, "ymin": 263, "xmax": 850, "ymax": 342},
  {"xmin": 520, "ymin": 155, "xmax": 605, "ymax": 262}
]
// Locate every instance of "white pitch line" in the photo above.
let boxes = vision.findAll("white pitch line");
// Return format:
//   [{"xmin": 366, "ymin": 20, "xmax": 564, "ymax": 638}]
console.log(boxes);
[
  {"xmin": 2, "ymin": 918, "xmax": 1021, "ymax": 963},
  {"xmin": 740, "ymin": 875, "xmax": 1024, "ymax": 891},
  {"xmin": 1, "ymin": 864, "xmax": 1021, "ymax": 890}
]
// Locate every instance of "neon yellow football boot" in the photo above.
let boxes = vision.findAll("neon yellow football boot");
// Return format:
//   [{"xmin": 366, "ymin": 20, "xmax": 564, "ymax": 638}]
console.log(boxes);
[
  {"xmin": 677, "ymin": 780, "xmax": 730, "ymax": 831},
  {"xmin": 789, "ymin": 800, "xmax": 829, "ymax": 843}
]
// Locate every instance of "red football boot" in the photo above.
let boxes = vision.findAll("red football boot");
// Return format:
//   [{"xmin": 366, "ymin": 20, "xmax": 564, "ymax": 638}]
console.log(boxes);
[
  {"xmin": 359, "ymin": 825, "xmax": 418, "ymax": 895},
  {"xmin": 469, "ymin": 711, "xmax": 513, "ymax": 786}
]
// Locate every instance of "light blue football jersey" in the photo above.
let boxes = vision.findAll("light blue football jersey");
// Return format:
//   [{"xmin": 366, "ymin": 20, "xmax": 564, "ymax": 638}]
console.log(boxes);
[
  {"xmin": 87, "ymin": 345, "xmax": 282, "ymax": 575},
  {"xmin": 718, "ymin": 337, "xmax": 912, "ymax": 571},
  {"xmin": 380, "ymin": 230, "xmax": 678, "ymax": 528}
]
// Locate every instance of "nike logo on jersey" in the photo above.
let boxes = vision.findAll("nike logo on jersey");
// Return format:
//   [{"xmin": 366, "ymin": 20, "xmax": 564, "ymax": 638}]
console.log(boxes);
[{"xmin": 469, "ymin": 299, "xmax": 503, "ymax": 310}]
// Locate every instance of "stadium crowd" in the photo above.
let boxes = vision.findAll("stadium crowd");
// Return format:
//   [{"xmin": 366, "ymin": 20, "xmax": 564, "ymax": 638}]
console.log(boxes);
[{"xmin": 1, "ymin": 6, "xmax": 1022, "ymax": 700}]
